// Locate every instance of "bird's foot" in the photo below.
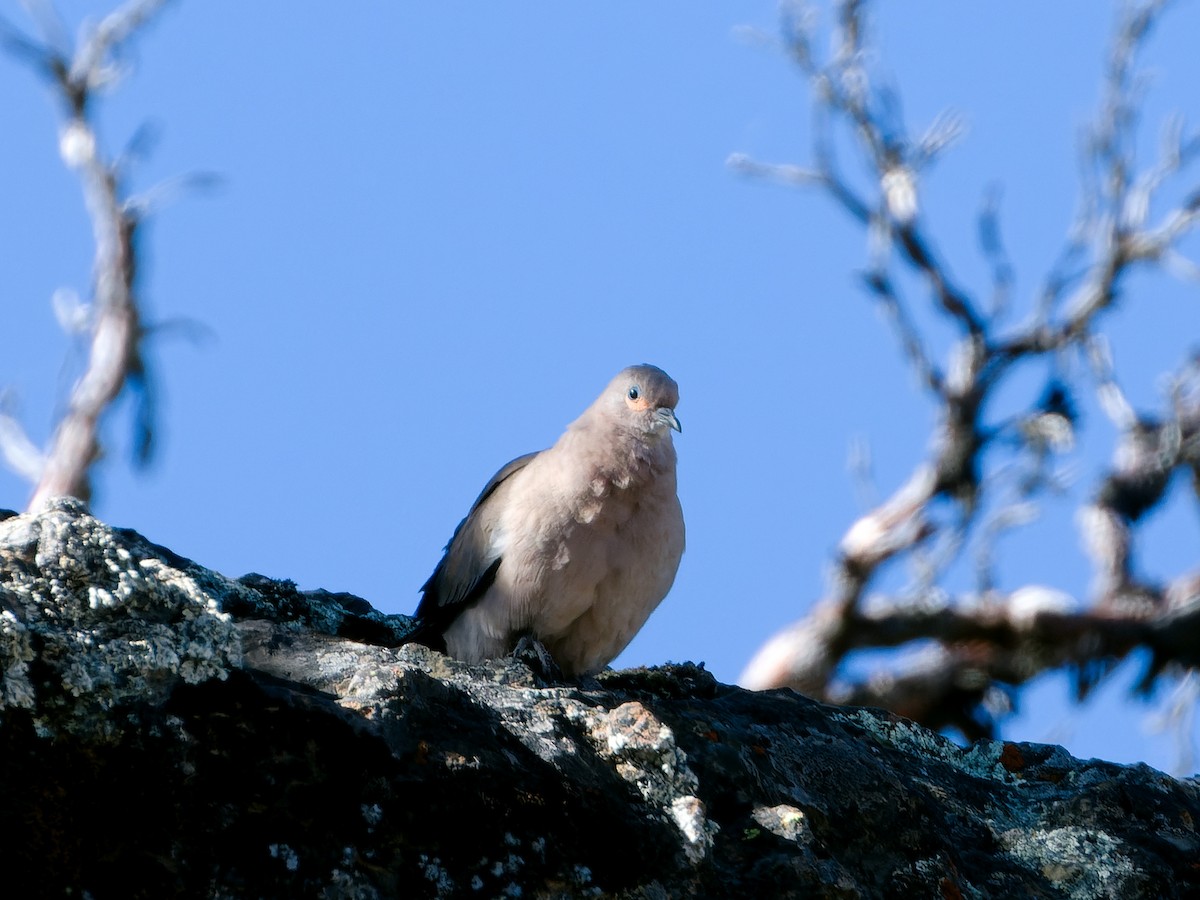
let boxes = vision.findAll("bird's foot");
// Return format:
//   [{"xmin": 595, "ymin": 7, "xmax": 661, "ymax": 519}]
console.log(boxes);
[{"xmin": 511, "ymin": 635, "xmax": 564, "ymax": 684}]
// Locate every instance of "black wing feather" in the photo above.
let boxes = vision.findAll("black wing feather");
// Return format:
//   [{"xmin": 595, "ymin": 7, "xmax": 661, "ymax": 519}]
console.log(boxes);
[{"xmin": 410, "ymin": 451, "xmax": 539, "ymax": 643}]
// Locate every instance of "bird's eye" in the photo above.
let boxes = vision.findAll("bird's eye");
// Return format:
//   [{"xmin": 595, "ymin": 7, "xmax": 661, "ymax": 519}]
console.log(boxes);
[{"xmin": 627, "ymin": 386, "xmax": 640, "ymax": 401}]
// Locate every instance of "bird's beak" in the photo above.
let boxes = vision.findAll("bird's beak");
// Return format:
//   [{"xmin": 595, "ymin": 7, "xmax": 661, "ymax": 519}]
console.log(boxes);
[{"xmin": 657, "ymin": 407, "xmax": 682, "ymax": 433}]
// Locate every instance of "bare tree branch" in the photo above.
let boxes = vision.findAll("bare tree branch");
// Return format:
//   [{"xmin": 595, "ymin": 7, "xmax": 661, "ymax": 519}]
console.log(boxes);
[
  {"xmin": 0, "ymin": 0, "xmax": 173, "ymax": 510},
  {"xmin": 737, "ymin": 0, "xmax": 1200, "ymax": 754},
  {"xmin": 978, "ymin": 185, "xmax": 1014, "ymax": 322},
  {"xmin": 745, "ymin": 572, "xmax": 1200, "ymax": 740}
]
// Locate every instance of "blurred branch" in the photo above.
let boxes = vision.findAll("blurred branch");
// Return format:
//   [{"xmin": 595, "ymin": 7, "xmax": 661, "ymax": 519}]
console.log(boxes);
[
  {"xmin": 736, "ymin": 0, "xmax": 1200, "ymax": 746},
  {"xmin": 786, "ymin": 0, "xmax": 984, "ymax": 337},
  {"xmin": 742, "ymin": 572, "xmax": 1200, "ymax": 740},
  {"xmin": 977, "ymin": 185, "xmax": 1014, "ymax": 322},
  {"xmin": 0, "ymin": 393, "xmax": 45, "ymax": 482},
  {"xmin": 1146, "ymin": 671, "xmax": 1200, "ymax": 775},
  {"xmin": 0, "ymin": 0, "xmax": 173, "ymax": 510}
]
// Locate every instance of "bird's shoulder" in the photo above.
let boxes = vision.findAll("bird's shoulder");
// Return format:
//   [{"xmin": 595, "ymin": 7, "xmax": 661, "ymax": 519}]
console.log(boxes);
[
  {"xmin": 469, "ymin": 449, "xmax": 541, "ymax": 513},
  {"xmin": 416, "ymin": 450, "xmax": 540, "ymax": 621}
]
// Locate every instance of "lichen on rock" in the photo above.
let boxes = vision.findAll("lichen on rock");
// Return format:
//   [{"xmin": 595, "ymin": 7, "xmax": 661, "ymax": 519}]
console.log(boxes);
[
  {"xmin": 0, "ymin": 499, "xmax": 242, "ymax": 736},
  {"xmin": 1, "ymin": 500, "xmax": 1199, "ymax": 898}
]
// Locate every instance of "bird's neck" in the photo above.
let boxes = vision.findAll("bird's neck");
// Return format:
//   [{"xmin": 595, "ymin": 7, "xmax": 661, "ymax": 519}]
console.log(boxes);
[{"xmin": 559, "ymin": 421, "xmax": 675, "ymax": 490}]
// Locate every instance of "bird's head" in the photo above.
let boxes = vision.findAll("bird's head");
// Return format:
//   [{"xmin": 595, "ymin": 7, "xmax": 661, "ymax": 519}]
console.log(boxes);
[{"xmin": 607, "ymin": 364, "xmax": 681, "ymax": 437}]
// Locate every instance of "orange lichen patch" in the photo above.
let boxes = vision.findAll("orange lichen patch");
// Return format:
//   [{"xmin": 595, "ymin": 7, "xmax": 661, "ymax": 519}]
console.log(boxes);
[
  {"xmin": 940, "ymin": 876, "xmax": 965, "ymax": 900},
  {"xmin": 998, "ymin": 743, "xmax": 1026, "ymax": 773}
]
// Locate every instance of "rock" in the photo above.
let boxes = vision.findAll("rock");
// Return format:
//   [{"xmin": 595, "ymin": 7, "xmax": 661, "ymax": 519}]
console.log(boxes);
[{"xmin": 1, "ymin": 499, "xmax": 1198, "ymax": 898}]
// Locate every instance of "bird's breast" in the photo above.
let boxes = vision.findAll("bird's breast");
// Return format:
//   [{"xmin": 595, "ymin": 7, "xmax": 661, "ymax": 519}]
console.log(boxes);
[{"xmin": 496, "ymin": 445, "xmax": 679, "ymax": 605}]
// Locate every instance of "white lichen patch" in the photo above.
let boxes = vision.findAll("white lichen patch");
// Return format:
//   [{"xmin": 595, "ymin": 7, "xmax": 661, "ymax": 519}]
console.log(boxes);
[
  {"xmin": 751, "ymin": 803, "xmax": 812, "ymax": 844},
  {"xmin": 466, "ymin": 684, "xmax": 594, "ymax": 764},
  {"xmin": 671, "ymin": 795, "xmax": 716, "ymax": 863},
  {"xmin": 574, "ymin": 700, "xmax": 716, "ymax": 863},
  {"xmin": 0, "ymin": 609, "xmax": 36, "ymax": 710},
  {"xmin": 418, "ymin": 854, "xmax": 455, "ymax": 895},
  {"xmin": 599, "ymin": 701, "xmax": 673, "ymax": 756},
  {"xmin": 0, "ymin": 502, "xmax": 242, "ymax": 737},
  {"xmin": 88, "ymin": 585, "xmax": 117, "ymax": 609},
  {"xmin": 584, "ymin": 701, "xmax": 699, "ymax": 798},
  {"xmin": 321, "ymin": 868, "xmax": 381, "ymax": 900},
  {"xmin": 847, "ymin": 707, "xmax": 1014, "ymax": 782},
  {"xmin": 999, "ymin": 826, "xmax": 1136, "ymax": 892},
  {"xmin": 269, "ymin": 843, "xmax": 300, "ymax": 872},
  {"xmin": 361, "ymin": 803, "xmax": 383, "ymax": 827}
]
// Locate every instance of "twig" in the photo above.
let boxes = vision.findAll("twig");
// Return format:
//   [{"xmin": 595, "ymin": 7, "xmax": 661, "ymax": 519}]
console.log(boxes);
[
  {"xmin": 0, "ymin": 0, "xmax": 173, "ymax": 510},
  {"xmin": 739, "ymin": 0, "xmax": 1200, "ymax": 753}
]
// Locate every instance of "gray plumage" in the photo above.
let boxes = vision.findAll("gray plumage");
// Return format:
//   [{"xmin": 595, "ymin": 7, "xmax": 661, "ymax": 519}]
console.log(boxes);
[{"xmin": 413, "ymin": 364, "xmax": 685, "ymax": 677}]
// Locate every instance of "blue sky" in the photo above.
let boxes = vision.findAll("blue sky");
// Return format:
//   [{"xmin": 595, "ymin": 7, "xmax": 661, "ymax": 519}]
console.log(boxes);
[{"xmin": 2, "ymin": 1, "xmax": 1198, "ymax": 772}]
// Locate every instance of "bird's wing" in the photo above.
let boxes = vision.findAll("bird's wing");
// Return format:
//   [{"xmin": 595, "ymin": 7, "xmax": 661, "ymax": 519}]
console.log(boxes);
[{"xmin": 414, "ymin": 451, "xmax": 539, "ymax": 637}]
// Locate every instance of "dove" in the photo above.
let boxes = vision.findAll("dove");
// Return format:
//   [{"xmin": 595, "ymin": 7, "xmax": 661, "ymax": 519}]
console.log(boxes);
[{"xmin": 410, "ymin": 364, "xmax": 684, "ymax": 677}]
